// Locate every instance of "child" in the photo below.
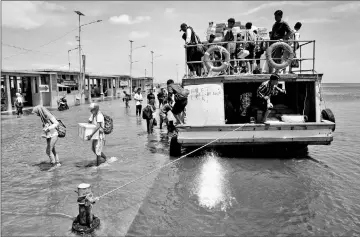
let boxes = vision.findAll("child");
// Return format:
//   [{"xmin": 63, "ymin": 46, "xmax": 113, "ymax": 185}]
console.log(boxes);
[
  {"xmin": 123, "ymin": 91, "xmax": 130, "ymax": 108},
  {"xmin": 86, "ymin": 103, "xmax": 107, "ymax": 166},
  {"xmin": 159, "ymin": 98, "xmax": 173, "ymax": 131},
  {"xmin": 142, "ymin": 94, "xmax": 157, "ymax": 134},
  {"xmin": 15, "ymin": 93, "xmax": 23, "ymax": 118}
]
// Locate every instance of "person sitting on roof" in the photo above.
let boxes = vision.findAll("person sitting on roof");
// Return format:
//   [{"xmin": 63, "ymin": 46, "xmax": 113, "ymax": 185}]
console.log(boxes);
[
  {"xmin": 256, "ymin": 74, "xmax": 286, "ymax": 123},
  {"xmin": 269, "ymin": 10, "xmax": 294, "ymax": 73}
]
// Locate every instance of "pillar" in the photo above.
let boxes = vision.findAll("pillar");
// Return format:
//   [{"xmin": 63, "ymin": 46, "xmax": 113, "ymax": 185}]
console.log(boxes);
[
  {"xmin": 38, "ymin": 76, "xmax": 43, "ymax": 106},
  {"xmin": 100, "ymin": 79, "xmax": 104, "ymax": 100},
  {"xmin": 88, "ymin": 77, "xmax": 92, "ymax": 103},
  {"xmin": 4, "ymin": 75, "xmax": 12, "ymax": 112}
]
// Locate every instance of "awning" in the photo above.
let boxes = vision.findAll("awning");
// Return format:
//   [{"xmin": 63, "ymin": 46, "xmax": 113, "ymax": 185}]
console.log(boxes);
[{"xmin": 57, "ymin": 84, "xmax": 69, "ymax": 88}]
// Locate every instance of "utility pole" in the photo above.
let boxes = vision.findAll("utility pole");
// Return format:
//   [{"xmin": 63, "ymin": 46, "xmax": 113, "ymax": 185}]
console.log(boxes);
[
  {"xmin": 145, "ymin": 68, "xmax": 147, "ymax": 78},
  {"xmin": 150, "ymin": 51, "xmax": 154, "ymax": 79},
  {"xmin": 176, "ymin": 64, "xmax": 179, "ymax": 83},
  {"xmin": 129, "ymin": 40, "xmax": 133, "ymax": 95},
  {"xmin": 75, "ymin": 11, "xmax": 85, "ymax": 103}
]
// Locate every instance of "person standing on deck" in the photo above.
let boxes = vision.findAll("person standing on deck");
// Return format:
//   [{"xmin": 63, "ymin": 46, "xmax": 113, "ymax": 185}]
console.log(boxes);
[
  {"xmin": 86, "ymin": 103, "xmax": 107, "ymax": 166},
  {"xmin": 32, "ymin": 105, "xmax": 61, "ymax": 167},
  {"xmin": 167, "ymin": 79, "xmax": 189, "ymax": 125},
  {"xmin": 286, "ymin": 22, "xmax": 302, "ymax": 74},
  {"xmin": 269, "ymin": 10, "xmax": 294, "ymax": 73},
  {"xmin": 134, "ymin": 88, "xmax": 143, "ymax": 117},
  {"xmin": 223, "ymin": 18, "xmax": 241, "ymax": 75},
  {"xmin": 15, "ymin": 93, "xmax": 24, "ymax": 118},
  {"xmin": 180, "ymin": 23, "xmax": 203, "ymax": 78},
  {"xmin": 256, "ymin": 74, "xmax": 286, "ymax": 123}
]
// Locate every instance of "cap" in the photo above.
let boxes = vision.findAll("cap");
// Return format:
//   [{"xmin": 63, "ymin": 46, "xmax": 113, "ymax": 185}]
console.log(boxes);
[
  {"xmin": 180, "ymin": 23, "xmax": 187, "ymax": 31},
  {"xmin": 270, "ymin": 74, "xmax": 280, "ymax": 81},
  {"xmin": 228, "ymin": 18, "xmax": 235, "ymax": 23}
]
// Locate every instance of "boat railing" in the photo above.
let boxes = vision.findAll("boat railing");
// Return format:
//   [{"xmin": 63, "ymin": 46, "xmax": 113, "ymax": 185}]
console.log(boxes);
[{"xmin": 183, "ymin": 39, "xmax": 315, "ymax": 78}]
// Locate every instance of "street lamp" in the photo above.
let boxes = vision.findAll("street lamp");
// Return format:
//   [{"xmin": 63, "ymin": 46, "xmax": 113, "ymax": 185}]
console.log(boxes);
[
  {"xmin": 68, "ymin": 47, "xmax": 79, "ymax": 71},
  {"xmin": 150, "ymin": 51, "xmax": 162, "ymax": 86},
  {"xmin": 129, "ymin": 40, "xmax": 146, "ymax": 95}
]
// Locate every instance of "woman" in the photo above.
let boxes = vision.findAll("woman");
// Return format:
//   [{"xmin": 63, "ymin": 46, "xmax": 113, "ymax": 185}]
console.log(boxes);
[
  {"xmin": 32, "ymin": 105, "xmax": 61, "ymax": 167},
  {"xmin": 15, "ymin": 93, "xmax": 24, "ymax": 118}
]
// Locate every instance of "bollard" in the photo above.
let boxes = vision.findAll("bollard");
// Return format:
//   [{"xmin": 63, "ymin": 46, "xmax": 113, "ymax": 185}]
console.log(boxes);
[{"xmin": 72, "ymin": 183, "xmax": 100, "ymax": 235}]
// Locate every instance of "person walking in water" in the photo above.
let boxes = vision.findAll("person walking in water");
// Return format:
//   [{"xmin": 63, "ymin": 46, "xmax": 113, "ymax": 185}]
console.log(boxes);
[
  {"xmin": 134, "ymin": 88, "xmax": 143, "ymax": 117},
  {"xmin": 15, "ymin": 93, "xmax": 24, "ymax": 118},
  {"xmin": 86, "ymin": 103, "xmax": 107, "ymax": 166},
  {"xmin": 32, "ymin": 105, "xmax": 61, "ymax": 167}
]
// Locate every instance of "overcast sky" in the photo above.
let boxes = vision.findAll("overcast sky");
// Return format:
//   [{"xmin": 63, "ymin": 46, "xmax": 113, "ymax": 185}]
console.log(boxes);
[{"xmin": 2, "ymin": 1, "xmax": 360, "ymax": 83}]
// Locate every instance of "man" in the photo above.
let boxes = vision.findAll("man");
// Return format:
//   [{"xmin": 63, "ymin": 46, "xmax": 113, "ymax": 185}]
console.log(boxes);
[
  {"xmin": 87, "ymin": 103, "xmax": 107, "ymax": 166},
  {"xmin": 223, "ymin": 18, "xmax": 240, "ymax": 75},
  {"xmin": 269, "ymin": 10, "xmax": 294, "ymax": 73},
  {"xmin": 244, "ymin": 22, "xmax": 256, "ymax": 74},
  {"xmin": 286, "ymin": 22, "xmax": 302, "ymax": 73},
  {"xmin": 256, "ymin": 74, "xmax": 286, "ymax": 123},
  {"xmin": 157, "ymin": 88, "xmax": 166, "ymax": 108},
  {"xmin": 253, "ymin": 29, "xmax": 266, "ymax": 73},
  {"xmin": 167, "ymin": 79, "xmax": 189, "ymax": 125},
  {"xmin": 134, "ymin": 88, "xmax": 143, "ymax": 116},
  {"xmin": 180, "ymin": 23, "xmax": 203, "ymax": 78}
]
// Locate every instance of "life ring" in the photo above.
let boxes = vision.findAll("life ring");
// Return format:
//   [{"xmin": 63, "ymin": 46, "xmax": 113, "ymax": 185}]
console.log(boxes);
[
  {"xmin": 266, "ymin": 42, "xmax": 295, "ymax": 70},
  {"xmin": 321, "ymin": 108, "xmax": 336, "ymax": 131},
  {"xmin": 203, "ymin": 45, "xmax": 230, "ymax": 72}
]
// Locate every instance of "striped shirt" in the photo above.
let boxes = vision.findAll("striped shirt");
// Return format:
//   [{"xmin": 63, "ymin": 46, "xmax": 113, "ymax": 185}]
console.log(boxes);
[{"xmin": 257, "ymin": 81, "xmax": 282, "ymax": 99}]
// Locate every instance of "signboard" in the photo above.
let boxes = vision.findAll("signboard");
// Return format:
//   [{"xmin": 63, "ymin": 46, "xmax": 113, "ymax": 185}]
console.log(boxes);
[
  {"xmin": 39, "ymin": 84, "xmax": 49, "ymax": 93},
  {"xmin": 257, "ymin": 27, "xmax": 269, "ymax": 39},
  {"xmin": 120, "ymin": 81, "xmax": 128, "ymax": 86}
]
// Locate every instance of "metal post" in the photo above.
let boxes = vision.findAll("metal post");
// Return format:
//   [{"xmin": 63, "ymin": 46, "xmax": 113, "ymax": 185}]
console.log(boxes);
[
  {"xmin": 313, "ymin": 40, "xmax": 315, "ymax": 74},
  {"xmin": 300, "ymin": 46, "xmax": 302, "ymax": 74},
  {"xmin": 78, "ymin": 14, "xmax": 82, "ymax": 102},
  {"xmin": 184, "ymin": 46, "xmax": 188, "ymax": 78},
  {"xmin": 176, "ymin": 64, "xmax": 179, "ymax": 83},
  {"xmin": 145, "ymin": 68, "xmax": 147, "ymax": 78},
  {"xmin": 130, "ymin": 40, "xmax": 133, "ymax": 96}
]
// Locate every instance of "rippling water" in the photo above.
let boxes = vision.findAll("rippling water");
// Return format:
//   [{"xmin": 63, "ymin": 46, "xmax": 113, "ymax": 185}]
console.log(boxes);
[{"xmin": 2, "ymin": 84, "xmax": 360, "ymax": 236}]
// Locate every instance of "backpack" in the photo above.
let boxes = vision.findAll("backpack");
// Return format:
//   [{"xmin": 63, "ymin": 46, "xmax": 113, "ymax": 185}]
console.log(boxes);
[
  {"xmin": 102, "ymin": 114, "xmax": 113, "ymax": 134},
  {"xmin": 142, "ymin": 105, "xmax": 153, "ymax": 120},
  {"xmin": 47, "ymin": 113, "xmax": 66, "ymax": 138}
]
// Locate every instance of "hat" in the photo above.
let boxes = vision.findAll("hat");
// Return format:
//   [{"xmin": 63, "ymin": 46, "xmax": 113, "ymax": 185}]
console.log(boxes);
[
  {"xmin": 270, "ymin": 74, "xmax": 280, "ymax": 81},
  {"xmin": 179, "ymin": 23, "xmax": 187, "ymax": 31},
  {"xmin": 228, "ymin": 18, "xmax": 235, "ymax": 23}
]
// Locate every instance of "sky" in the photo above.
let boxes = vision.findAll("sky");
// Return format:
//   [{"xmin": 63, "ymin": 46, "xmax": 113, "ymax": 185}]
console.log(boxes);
[{"xmin": 2, "ymin": 1, "xmax": 360, "ymax": 83}]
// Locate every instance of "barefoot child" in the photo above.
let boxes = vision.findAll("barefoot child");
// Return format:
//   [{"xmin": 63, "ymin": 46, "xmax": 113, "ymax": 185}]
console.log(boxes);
[
  {"xmin": 159, "ymin": 98, "xmax": 172, "ymax": 131},
  {"xmin": 86, "ymin": 103, "xmax": 107, "ymax": 166}
]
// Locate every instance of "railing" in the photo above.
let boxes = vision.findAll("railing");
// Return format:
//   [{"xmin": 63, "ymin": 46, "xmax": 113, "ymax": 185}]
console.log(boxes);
[{"xmin": 184, "ymin": 40, "xmax": 315, "ymax": 78}]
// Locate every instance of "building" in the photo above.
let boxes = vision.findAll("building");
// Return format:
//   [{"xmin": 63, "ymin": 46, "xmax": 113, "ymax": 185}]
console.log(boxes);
[
  {"xmin": 1, "ymin": 69, "xmax": 131, "ymax": 112},
  {"xmin": 131, "ymin": 77, "xmax": 154, "ymax": 93}
]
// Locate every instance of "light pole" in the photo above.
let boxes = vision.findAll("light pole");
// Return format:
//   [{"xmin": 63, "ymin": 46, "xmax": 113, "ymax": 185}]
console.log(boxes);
[
  {"xmin": 150, "ymin": 51, "xmax": 162, "ymax": 86},
  {"xmin": 145, "ymin": 68, "xmax": 147, "ymax": 78},
  {"xmin": 129, "ymin": 40, "xmax": 146, "ymax": 95},
  {"xmin": 68, "ymin": 47, "xmax": 79, "ymax": 71}
]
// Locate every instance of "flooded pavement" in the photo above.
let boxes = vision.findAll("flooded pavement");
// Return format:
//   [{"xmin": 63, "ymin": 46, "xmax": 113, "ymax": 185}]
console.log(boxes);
[{"xmin": 2, "ymin": 91, "xmax": 360, "ymax": 236}]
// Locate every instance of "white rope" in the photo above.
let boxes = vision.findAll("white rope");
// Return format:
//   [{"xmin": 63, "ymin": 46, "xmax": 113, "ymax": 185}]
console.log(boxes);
[{"xmin": 96, "ymin": 124, "xmax": 245, "ymax": 200}]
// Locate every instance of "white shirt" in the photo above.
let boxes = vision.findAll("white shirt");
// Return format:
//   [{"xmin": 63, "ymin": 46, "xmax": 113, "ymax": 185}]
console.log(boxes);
[
  {"xmin": 290, "ymin": 30, "xmax": 300, "ymax": 47},
  {"xmin": 89, "ymin": 112, "xmax": 105, "ymax": 140},
  {"xmin": 186, "ymin": 28, "xmax": 192, "ymax": 44},
  {"xmin": 134, "ymin": 93, "xmax": 143, "ymax": 106}
]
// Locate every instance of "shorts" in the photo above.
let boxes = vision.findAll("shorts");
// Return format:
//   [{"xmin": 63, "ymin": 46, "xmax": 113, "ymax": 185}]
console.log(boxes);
[
  {"xmin": 92, "ymin": 139, "xmax": 105, "ymax": 156},
  {"xmin": 172, "ymin": 99, "xmax": 187, "ymax": 115}
]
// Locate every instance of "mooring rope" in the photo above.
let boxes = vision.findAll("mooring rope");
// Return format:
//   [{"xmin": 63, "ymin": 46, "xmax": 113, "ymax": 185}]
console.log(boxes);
[
  {"xmin": 96, "ymin": 124, "xmax": 245, "ymax": 200},
  {"xmin": 1, "ymin": 211, "xmax": 73, "ymax": 219}
]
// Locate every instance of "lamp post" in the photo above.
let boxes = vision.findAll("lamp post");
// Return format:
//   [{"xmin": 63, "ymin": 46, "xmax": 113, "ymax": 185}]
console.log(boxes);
[
  {"xmin": 74, "ymin": 10, "xmax": 102, "ymax": 104},
  {"xmin": 129, "ymin": 40, "xmax": 146, "ymax": 95},
  {"xmin": 68, "ymin": 47, "xmax": 79, "ymax": 71},
  {"xmin": 150, "ymin": 51, "xmax": 162, "ymax": 86}
]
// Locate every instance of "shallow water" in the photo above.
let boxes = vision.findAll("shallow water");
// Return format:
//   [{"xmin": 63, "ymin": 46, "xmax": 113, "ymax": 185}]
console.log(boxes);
[{"xmin": 1, "ymin": 84, "xmax": 360, "ymax": 236}]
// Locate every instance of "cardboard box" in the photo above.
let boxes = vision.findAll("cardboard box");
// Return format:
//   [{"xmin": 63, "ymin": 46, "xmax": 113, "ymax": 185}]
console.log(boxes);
[{"xmin": 78, "ymin": 123, "xmax": 97, "ymax": 140}]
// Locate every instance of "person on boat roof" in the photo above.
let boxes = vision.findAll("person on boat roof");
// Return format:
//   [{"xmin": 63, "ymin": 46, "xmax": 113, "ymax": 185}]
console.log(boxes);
[
  {"xmin": 256, "ymin": 74, "xmax": 286, "ymax": 123},
  {"xmin": 285, "ymin": 22, "xmax": 302, "ymax": 74},
  {"xmin": 180, "ymin": 23, "xmax": 203, "ymax": 78},
  {"xmin": 244, "ymin": 22, "xmax": 256, "ymax": 74},
  {"xmin": 269, "ymin": 10, "xmax": 294, "ymax": 73},
  {"xmin": 223, "ymin": 18, "xmax": 240, "ymax": 75}
]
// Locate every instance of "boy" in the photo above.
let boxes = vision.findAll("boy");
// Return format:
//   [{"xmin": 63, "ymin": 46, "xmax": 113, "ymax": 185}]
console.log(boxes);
[
  {"xmin": 143, "ymin": 94, "xmax": 157, "ymax": 134},
  {"xmin": 86, "ymin": 103, "xmax": 107, "ymax": 166},
  {"xmin": 167, "ymin": 79, "xmax": 189, "ymax": 125},
  {"xmin": 159, "ymin": 98, "xmax": 173, "ymax": 131},
  {"xmin": 123, "ymin": 91, "xmax": 131, "ymax": 108},
  {"xmin": 256, "ymin": 74, "xmax": 286, "ymax": 123}
]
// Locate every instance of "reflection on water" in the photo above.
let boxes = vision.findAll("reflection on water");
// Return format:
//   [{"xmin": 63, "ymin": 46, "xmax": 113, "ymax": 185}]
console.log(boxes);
[{"xmin": 192, "ymin": 153, "xmax": 235, "ymax": 211}]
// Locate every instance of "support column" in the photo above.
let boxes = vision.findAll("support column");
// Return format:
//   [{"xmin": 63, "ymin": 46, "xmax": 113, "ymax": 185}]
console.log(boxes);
[
  {"xmin": 38, "ymin": 76, "xmax": 43, "ymax": 106},
  {"xmin": 100, "ymin": 79, "xmax": 104, "ymax": 100},
  {"xmin": 88, "ymin": 77, "xmax": 92, "ymax": 103},
  {"xmin": 315, "ymin": 81, "xmax": 320, "ymax": 122},
  {"xmin": 5, "ymin": 75, "xmax": 12, "ymax": 112}
]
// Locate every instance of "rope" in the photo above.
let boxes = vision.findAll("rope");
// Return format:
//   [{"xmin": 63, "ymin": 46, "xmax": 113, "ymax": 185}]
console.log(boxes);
[
  {"xmin": 96, "ymin": 124, "xmax": 245, "ymax": 200},
  {"xmin": 1, "ymin": 211, "xmax": 73, "ymax": 219}
]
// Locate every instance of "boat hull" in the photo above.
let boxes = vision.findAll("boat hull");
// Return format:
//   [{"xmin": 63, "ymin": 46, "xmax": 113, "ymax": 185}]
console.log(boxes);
[{"xmin": 176, "ymin": 121, "xmax": 334, "ymax": 147}]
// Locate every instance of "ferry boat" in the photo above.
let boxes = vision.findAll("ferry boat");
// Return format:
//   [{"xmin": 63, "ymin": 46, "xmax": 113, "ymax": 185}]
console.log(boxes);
[{"xmin": 169, "ymin": 28, "xmax": 335, "ymax": 156}]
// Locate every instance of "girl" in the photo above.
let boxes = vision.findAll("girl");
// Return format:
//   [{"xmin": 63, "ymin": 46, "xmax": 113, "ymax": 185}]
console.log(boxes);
[
  {"xmin": 32, "ymin": 105, "xmax": 61, "ymax": 167},
  {"xmin": 15, "ymin": 93, "xmax": 23, "ymax": 118}
]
